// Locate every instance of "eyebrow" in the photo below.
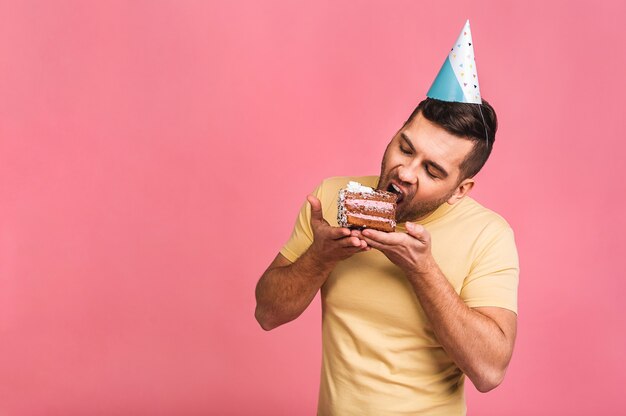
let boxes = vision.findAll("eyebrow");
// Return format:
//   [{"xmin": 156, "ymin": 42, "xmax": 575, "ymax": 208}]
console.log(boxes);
[
  {"xmin": 400, "ymin": 132, "xmax": 415, "ymax": 151},
  {"xmin": 400, "ymin": 132, "xmax": 449, "ymax": 178}
]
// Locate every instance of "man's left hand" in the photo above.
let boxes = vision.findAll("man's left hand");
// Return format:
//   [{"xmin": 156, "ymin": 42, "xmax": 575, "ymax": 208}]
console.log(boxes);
[{"xmin": 359, "ymin": 222, "xmax": 436, "ymax": 275}]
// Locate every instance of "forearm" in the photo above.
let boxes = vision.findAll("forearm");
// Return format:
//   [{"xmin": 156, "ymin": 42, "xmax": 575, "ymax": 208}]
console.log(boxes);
[
  {"xmin": 255, "ymin": 249, "xmax": 335, "ymax": 331},
  {"xmin": 406, "ymin": 263, "xmax": 512, "ymax": 392}
]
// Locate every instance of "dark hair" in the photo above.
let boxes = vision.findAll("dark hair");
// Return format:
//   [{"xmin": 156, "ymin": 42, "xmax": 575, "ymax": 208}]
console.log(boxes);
[{"xmin": 404, "ymin": 98, "xmax": 498, "ymax": 180}]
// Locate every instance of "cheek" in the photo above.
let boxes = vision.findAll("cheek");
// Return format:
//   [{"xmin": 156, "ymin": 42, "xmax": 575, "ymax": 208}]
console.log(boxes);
[
  {"xmin": 414, "ymin": 179, "xmax": 442, "ymax": 197},
  {"xmin": 380, "ymin": 156, "xmax": 395, "ymax": 176},
  {"xmin": 419, "ymin": 180, "xmax": 456, "ymax": 200},
  {"xmin": 383, "ymin": 152, "xmax": 405, "ymax": 169}
]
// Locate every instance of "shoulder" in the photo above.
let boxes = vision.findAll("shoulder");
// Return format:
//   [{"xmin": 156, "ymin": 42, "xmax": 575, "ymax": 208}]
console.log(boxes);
[
  {"xmin": 439, "ymin": 197, "xmax": 519, "ymax": 272},
  {"xmin": 455, "ymin": 197, "xmax": 518, "ymax": 261},
  {"xmin": 441, "ymin": 196, "xmax": 516, "ymax": 254},
  {"xmin": 455, "ymin": 196, "xmax": 513, "ymax": 232}
]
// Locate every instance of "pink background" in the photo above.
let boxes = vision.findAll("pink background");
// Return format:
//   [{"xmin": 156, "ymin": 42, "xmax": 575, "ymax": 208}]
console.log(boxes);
[{"xmin": 1, "ymin": 1, "xmax": 625, "ymax": 414}]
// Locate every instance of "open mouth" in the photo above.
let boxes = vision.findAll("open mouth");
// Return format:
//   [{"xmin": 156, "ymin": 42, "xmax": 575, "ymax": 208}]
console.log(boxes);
[{"xmin": 387, "ymin": 183, "xmax": 405, "ymax": 204}]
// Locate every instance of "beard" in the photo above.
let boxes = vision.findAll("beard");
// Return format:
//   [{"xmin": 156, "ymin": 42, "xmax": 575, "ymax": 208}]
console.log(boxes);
[
  {"xmin": 395, "ymin": 192, "xmax": 452, "ymax": 223},
  {"xmin": 378, "ymin": 176, "xmax": 453, "ymax": 222},
  {"xmin": 377, "ymin": 149, "xmax": 456, "ymax": 223}
]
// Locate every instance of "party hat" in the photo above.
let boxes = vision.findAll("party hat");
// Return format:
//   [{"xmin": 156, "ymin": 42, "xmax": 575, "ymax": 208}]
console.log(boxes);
[{"xmin": 427, "ymin": 20, "xmax": 481, "ymax": 104}]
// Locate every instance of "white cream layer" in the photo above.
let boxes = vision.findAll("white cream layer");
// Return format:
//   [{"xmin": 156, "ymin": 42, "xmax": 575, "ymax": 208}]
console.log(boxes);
[
  {"xmin": 346, "ymin": 181, "xmax": 374, "ymax": 193},
  {"xmin": 345, "ymin": 199, "xmax": 394, "ymax": 211}
]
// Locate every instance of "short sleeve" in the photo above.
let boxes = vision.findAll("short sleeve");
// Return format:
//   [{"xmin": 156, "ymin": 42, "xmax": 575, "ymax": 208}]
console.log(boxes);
[
  {"xmin": 460, "ymin": 226, "xmax": 519, "ymax": 313},
  {"xmin": 279, "ymin": 182, "xmax": 324, "ymax": 263}
]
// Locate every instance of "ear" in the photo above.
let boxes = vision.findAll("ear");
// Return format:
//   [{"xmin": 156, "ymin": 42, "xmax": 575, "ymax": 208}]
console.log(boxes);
[{"xmin": 447, "ymin": 178, "xmax": 474, "ymax": 205}]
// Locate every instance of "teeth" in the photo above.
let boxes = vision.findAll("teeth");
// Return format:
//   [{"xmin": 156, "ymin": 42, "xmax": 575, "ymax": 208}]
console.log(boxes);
[{"xmin": 391, "ymin": 184, "xmax": 401, "ymax": 194}]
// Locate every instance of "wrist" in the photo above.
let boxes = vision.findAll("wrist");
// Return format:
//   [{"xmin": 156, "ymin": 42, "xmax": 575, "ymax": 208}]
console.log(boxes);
[
  {"xmin": 407, "ymin": 255, "xmax": 439, "ymax": 281},
  {"xmin": 303, "ymin": 246, "xmax": 337, "ymax": 274}
]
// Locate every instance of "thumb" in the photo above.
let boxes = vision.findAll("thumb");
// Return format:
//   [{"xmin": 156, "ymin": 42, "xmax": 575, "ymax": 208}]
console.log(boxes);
[
  {"xmin": 405, "ymin": 222, "xmax": 429, "ymax": 243},
  {"xmin": 307, "ymin": 194, "xmax": 324, "ymax": 223}
]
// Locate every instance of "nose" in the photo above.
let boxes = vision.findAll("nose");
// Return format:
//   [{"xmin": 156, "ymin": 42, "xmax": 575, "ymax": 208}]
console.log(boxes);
[{"xmin": 397, "ymin": 165, "xmax": 418, "ymax": 185}]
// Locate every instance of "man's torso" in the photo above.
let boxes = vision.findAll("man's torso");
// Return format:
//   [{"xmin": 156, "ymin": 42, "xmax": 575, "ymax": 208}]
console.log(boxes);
[{"xmin": 280, "ymin": 176, "xmax": 518, "ymax": 415}]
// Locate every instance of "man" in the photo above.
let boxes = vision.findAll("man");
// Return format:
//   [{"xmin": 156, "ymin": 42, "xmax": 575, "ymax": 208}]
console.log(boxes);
[{"xmin": 255, "ymin": 21, "xmax": 518, "ymax": 415}]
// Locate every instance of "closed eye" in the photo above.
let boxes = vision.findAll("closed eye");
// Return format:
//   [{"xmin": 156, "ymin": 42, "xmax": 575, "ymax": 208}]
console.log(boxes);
[
  {"xmin": 400, "ymin": 133, "xmax": 416, "ymax": 155},
  {"xmin": 425, "ymin": 162, "xmax": 446, "ymax": 179},
  {"xmin": 425, "ymin": 167, "xmax": 439, "ymax": 179}
]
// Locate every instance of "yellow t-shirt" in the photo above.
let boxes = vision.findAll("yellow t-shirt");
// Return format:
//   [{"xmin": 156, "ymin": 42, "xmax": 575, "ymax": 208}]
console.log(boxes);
[{"xmin": 280, "ymin": 176, "xmax": 519, "ymax": 416}]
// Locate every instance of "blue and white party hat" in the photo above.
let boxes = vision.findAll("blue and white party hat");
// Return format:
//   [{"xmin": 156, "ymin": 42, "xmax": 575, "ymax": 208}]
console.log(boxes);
[{"xmin": 427, "ymin": 20, "xmax": 481, "ymax": 104}]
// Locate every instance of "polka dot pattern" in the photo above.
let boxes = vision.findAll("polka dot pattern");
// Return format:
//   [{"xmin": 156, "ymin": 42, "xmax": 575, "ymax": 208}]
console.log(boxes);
[{"xmin": 447, "ymin": 20, "xmax": 481, "ymax": 103}]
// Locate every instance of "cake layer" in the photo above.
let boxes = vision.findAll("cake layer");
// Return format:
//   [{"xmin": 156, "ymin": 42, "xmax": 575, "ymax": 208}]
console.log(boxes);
[
  {"xmin": 343, "ymin": 191, "xmax": 396, "ymax": 203},
  {"xmin": 337, "ymin": 181, "xmax": 397, "ymax": 232},
  {"xmin": 344, "ymin": 198, "xmax": 395, "ymax": 218},
  {"xmin": 345, "ymin": 213, "xmax": 396, "ymax": 233}
]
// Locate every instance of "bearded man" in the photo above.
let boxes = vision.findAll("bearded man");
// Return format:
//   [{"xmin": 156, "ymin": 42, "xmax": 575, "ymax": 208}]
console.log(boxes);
[{"xmin": 255, "ymin": 21, "xmax": 519, "ymax": 416}]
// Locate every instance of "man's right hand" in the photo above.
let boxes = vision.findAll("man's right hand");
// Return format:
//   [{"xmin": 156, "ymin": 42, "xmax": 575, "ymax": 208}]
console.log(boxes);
[
  {"xmin": 307, "ymin": 194, "xmax": 369, "ymax": 266},
  {"xmin": 254, "ymin": 193, "xmax": 368, "ymax": 330}
]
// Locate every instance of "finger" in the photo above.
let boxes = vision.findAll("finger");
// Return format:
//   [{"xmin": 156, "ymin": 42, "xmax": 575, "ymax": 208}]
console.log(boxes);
[
  {"xmin": 359, "ymin": 235, "xmax": 385, "ymax": 251},
  {"xmin": 361, "ymin": 228, "xmax": 403, "ymax": 245},
  {"xmin": 338, "ymin": 236, "xmax": 363, "ymax": 248},
  {"xmin": 347, "ymin": 231, "xmax": 368, "ymax": 248},
  {"xmin": 405, "ymin": 222, "xmax": 429, "ymax": 244},
  {"xmin": 349, "ymin": 238, "xmax": 369, "ymax": 249},
  {"xmin": 330, "ymin": 227, "xmax": 351, "ymax": 240},
  {"xmin": 307, "ymin": 194, "xmax": 325, "ymax": 224},
  {"xmin": 350, "ymin": 229, "xmax": 363, "ymax": 238},
  {"xmin": 341, "ymin": 239, "xmax": 370, "ymax": 254},
  {"xmin": 343, "ymin": 243, "xmax": 370, "ymax": 255}
]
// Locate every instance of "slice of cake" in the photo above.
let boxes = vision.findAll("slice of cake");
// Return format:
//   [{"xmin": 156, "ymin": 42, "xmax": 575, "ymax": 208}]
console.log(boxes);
[{"xmin": 337, "ymin": 181, "xmax": 397, "ymax": 232}]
